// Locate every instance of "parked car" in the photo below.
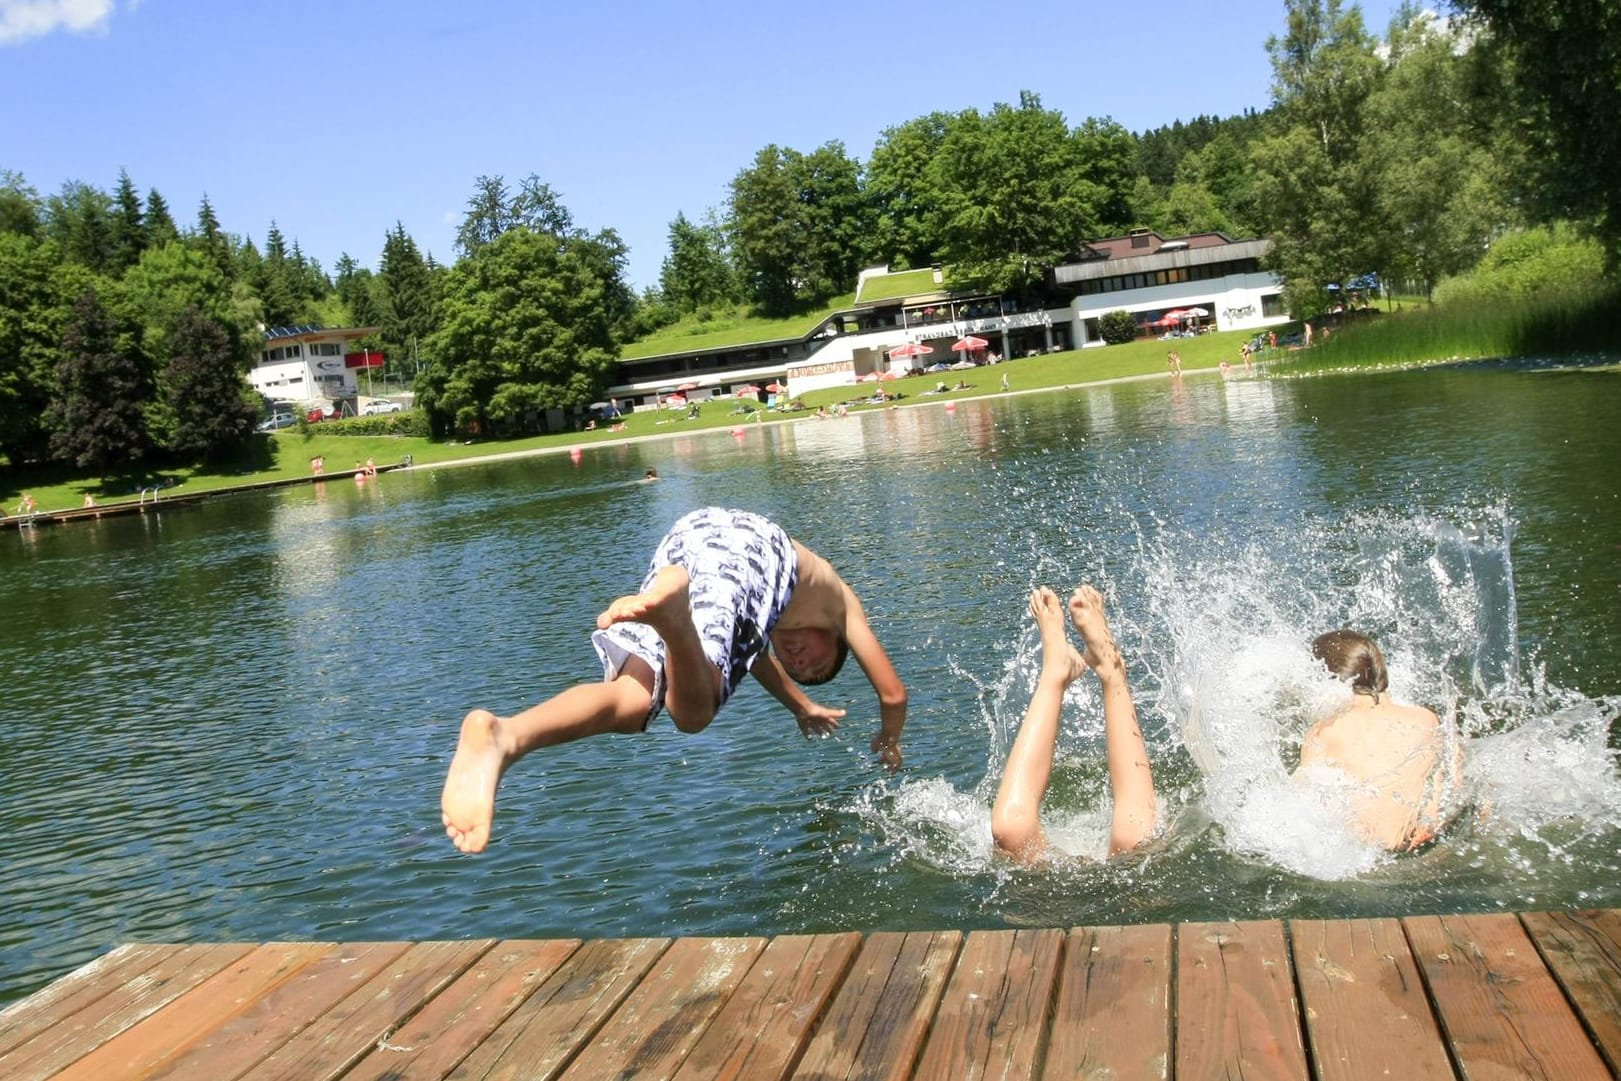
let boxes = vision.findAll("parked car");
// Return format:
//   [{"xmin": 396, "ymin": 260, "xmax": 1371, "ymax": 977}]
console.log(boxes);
[
  {"xmin": 256, "ymin": 413, "xmax": 297, "ymax": 432},
  {"xmin": 361, "ymin": 400, "xmax": 403, "ymax": 415}
]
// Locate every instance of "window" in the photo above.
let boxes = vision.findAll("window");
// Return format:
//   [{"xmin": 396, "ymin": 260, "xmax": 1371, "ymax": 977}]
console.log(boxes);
[{"xmin": 1262, "ymin": 293, "xmax": 1286, "ymax": 317}]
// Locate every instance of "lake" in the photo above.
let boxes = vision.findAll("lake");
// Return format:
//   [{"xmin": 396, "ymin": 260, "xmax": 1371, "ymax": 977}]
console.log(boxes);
[{"xmin": 2, "ymin": 359, "xmax": 1617, "ymax": 1006}]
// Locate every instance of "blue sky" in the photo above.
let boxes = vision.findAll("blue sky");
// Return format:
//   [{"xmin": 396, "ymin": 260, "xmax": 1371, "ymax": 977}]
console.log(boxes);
[{"xmin": 1, "ymin": 0, "xmax": 1405, "ymax": 289}]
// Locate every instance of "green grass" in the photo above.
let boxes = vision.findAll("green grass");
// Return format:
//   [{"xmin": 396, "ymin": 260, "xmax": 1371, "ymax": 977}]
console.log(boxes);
[
  {"xmin": 620, "ymin": 295, "xmax": 855, "ymax": 359},
  {"xmin": 854, "ymin": 268, "xmax": 949, "ymax": 303},
  {"xmin": 1274, "ymin": 284, "xmax": 1620, "ymax": 375}
]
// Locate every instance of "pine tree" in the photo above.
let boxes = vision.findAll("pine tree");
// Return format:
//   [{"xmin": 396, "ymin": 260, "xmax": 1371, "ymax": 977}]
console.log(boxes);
[
  {"xmin": 377, "ymin": 223, "xmax": 436, "ymax": 366},
  {"xmin": 46, "ymin": 288, "xmax": 149, "ymax": 473},
  {"xmin": 256, "ymin": 221, "xmax": 300, "ymax": 327},
  {"xmin": 145, "ymin": 188, "xmax": 179, "ymax": 247},
  {"xmin": 108, "ymin": 168, "xmax": 147, "ymax": 275},
  {"xmin": 193, "ymin": 195, "xmax": 234, "ymax": 283}
]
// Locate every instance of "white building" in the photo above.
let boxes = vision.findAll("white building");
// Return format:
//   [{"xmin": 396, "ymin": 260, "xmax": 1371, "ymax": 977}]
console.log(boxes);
[
  {"xmin": 1053, "ymin": 230, "xmax": 1291, "ymax": 346},
  {"xmin": 248, "ymin": 325, "xmax": 381, "ymax": 409}
]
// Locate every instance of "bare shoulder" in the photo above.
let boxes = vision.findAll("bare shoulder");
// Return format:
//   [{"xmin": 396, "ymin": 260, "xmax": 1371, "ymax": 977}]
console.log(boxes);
[{"xmin": 781, "ymin": 541, "xmax": 850, "ymax": 627}]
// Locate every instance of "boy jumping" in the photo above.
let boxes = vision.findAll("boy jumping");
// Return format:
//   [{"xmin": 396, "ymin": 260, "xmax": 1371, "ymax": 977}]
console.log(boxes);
[{"xmin": 440, "ymin": 507, "xmax": 909, "ymax": 853}]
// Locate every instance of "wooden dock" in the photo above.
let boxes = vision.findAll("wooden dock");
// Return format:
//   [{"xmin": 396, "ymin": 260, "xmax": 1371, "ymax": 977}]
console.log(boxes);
[{"xmin": 2, "ymin": 909, "xmax": 1618, "ymax": 1080}]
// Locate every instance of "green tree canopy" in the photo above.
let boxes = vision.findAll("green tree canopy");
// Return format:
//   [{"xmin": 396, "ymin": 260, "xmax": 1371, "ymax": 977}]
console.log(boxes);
[
  {"xmin": 162, "ymin": 306, "xmax": 258, "ymax": 463},
  {"xmin": 46, "ymin": 287, "xmax": 149, "ymax": 474},
  {"xmin": 422, "ymin": 225, "xmax": 624, "ymax": 434}
]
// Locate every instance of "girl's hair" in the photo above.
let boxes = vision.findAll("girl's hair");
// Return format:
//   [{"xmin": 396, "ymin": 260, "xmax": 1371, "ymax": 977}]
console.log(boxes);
[{"xmin": 1312, "ymin": 630, "xmax": 1389, "ymax": 701}]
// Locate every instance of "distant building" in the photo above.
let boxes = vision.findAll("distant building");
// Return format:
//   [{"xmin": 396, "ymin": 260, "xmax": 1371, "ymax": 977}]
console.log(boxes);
[
  {"xmin": 1052, "ymin": 229, "xmax": 1289, "ymax": 345},
  {"xmin": 600, "ymin": 230, "xmax": 1291, "ymax": 407},
  {"xmin": 249, "ymin": 325, "xmax": 381, "ymax": 408}
]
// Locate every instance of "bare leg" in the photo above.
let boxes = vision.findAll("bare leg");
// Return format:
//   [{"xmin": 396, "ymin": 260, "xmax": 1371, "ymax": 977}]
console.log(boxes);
[
  {"xmin": 992, "ymin": 588, "xmax": 1088, "ymax": 863},
  {"xmin": 1068, "ymin": 585, "xmax": 1157, "ymax": 855},
  {"xmin": 597, "ymin": 564, "xmax": 723, "ymax": 733},
  {"xmin": 440, "ymin": 668, "xmax": 654, "ymax": 854}
]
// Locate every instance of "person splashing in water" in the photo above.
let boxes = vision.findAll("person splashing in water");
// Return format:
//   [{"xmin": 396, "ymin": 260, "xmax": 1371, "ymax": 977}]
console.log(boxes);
[
  {"xmin": 1294, "ymin": 630, "xmax": 1464, "ymax": 851},
  {"xmin": 990, "ymin": 585, "xmax": 1158, "ymax": 863}
]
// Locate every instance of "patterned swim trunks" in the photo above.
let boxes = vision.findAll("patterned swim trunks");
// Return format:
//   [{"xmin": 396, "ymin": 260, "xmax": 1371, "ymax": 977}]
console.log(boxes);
[{"xmin": 591, "ymin": 507, "xmax": 799, "ymax": 724}]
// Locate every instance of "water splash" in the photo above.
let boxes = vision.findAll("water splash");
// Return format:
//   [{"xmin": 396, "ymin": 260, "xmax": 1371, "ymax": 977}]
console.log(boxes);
[{"xmin": 859, "ymin": 500, "xmax": 1619, "ymax": 892}]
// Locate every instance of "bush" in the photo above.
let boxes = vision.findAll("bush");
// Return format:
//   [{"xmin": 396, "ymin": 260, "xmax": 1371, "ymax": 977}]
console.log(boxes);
[
  {"xmin": 1098, "ymin": 309, "xmax": 1138, "ymax": 345},
  {"xmin": 320, "ymin": 411, "xmax": 426, "ymax": 438},
  {"xmin": 1433, "ymin": 223, "xmax": 1604, "ymax": 306}
]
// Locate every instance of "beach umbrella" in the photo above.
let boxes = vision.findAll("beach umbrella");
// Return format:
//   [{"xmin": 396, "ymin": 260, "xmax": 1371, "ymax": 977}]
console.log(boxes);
[
  {"xmin": 735, "ymin": 384, "xmax": 761, "ymax": 397},
  {"xmin": 951, "ymin": 335, "xmax": 989, "ymax": 352},
  {"xmin": 677, "ymin": 381, "xmax": 701, "ymax": 392},
  {"xmin": 1185, "ymin": 307, "xmax": 1209, "ymax": 318},
  {"xmin": 765, "ymin": 382, "xmax": 784, "ymax": 393},
  {"xmin": 888, "ymin": 342, "xmax": 933, "ymax": 359}
]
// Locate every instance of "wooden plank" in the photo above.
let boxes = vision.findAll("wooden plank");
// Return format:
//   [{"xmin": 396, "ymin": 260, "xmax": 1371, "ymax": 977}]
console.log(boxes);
[
  {"xmin": 341, "ymin": 939, "xmax": 581, "ymax": 1081},
  {"xmin": 1406, "ymin": 912, "xmax": 1611, "ymax": 1080},
  {"xmin": 237, "ymin": 940, "xmax": 488, "ymax": 1081},
  {"xmin": 45, "ymin": 942, "xmax": 340, "ymax": 1081},
  {"xmin": 1042, "ymin": 923, "xmax": 1171, "ymax": 1080},
  {"xmin": 150, "ymin": 941, "xmax": 422, "ymax": 1081},
  {"xmin": 556, "ymin": 936, "xmax": 766, "ymax": 1081},
  {"xmin": 0, "ymin": 945, "xmax": 182, "ymax": 1059},
  {"xmin": 1292, "ymin": 917, "xmax": 1454, "ymax": 1081},
  {"xmin": 911, "ymin": 928, "xmax": 1062, "ymax": 1081},
  {"xmin": 1176, "ymin": 919, "xmax": 1309, "ymax": 1081},
  {"xmin": 789, "ymin": 930, "xmax": 962, "ymax": 1081},
  {"xmin": 447, "ymin": 936, "xmax": 669, "ymax": 1081},
  {"xmin": 1521, "ymin": 909, "xmax": 1621, "ymax": 1075},
  {"xmin": 671, "ymin": 932, "xmax": 862, "ymax": 1081},
  {"xmin": 0, "ymin": 942, "xmax": 260, "ymax": 1081}
]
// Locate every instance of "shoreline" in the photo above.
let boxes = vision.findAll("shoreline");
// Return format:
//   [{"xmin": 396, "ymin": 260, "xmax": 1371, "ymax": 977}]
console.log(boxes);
[{"xmin": 2, "ymin": 353, "xmax": 1523, "ymax": 530}]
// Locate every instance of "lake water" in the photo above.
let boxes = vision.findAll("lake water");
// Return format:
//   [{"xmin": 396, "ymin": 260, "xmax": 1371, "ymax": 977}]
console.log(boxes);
[{"xmin": 3, "ymin": 360, "xmax": 1618, "ymax": 1006}]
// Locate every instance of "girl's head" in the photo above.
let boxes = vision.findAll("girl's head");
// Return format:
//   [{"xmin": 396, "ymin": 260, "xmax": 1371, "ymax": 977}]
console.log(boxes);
[{"xmin": 1312, "ymin": 630, "xmax": 1389, "ymax": 701}]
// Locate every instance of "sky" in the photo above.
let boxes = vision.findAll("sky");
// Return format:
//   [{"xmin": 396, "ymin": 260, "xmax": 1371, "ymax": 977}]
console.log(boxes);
[{"xmin": 1, "ymin": 0, "xmax": 1407, "ymax": 290}]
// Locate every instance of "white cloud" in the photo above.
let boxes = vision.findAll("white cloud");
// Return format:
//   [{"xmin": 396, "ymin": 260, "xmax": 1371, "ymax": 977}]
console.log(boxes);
[{"xmin": 0, "ymin": 0, "xmax": 120, "ymax": 46}]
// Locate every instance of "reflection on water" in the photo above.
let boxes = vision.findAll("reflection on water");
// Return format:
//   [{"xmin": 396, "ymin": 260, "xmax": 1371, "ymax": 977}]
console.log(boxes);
[{"xmin": 1, "ymin": 362, "xmax": 1618, "ymax": 1004}]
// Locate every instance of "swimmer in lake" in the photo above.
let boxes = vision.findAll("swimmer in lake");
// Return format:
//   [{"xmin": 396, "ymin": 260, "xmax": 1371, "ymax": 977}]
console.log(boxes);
[
  {"xmin": 1295, "ymin": 630, "xmax": 1463, "ymax": 851},
  {"xmin": 990, "ymin": 585, "xmax": 1157, "ymax": 863}
]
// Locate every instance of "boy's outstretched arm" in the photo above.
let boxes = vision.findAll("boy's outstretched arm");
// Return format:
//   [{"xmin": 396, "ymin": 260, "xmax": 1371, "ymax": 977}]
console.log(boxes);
[
  {"xmin": 749, "ymin": 651, "xmax": 847, "ymax": 736},
  {"xmin": 841, "ymin": 586, "xmax": 908, "ymax": 770}
]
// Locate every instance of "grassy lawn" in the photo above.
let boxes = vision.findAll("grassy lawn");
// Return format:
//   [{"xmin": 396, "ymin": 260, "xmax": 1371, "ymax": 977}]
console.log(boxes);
[
  {"xmin": 854, "ymin": 268, "xmax": 950, "ymax": 303},
  {"xmin": 619, "ymin": 295, "xmax": 856, "ymax": 359},
  {"xmin": 5, "ymin": 328, "xmax": 1286, "ymax": 517}
]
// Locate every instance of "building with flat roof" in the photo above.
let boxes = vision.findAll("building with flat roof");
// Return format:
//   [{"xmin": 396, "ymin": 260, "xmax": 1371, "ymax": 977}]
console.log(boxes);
[
  {"xmin": 1052, "ymin": 229, "xmax": 1289, "ymax": 344},
  {"xmin": 249, "ymin": 325, "xmax": 381, "ymax": 409}
]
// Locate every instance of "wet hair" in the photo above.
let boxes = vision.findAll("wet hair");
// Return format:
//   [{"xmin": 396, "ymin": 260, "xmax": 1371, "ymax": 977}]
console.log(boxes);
[
  {"xmin": 787, "ymin": 638, "xmax": 849, "ymax": 686},
  {"xmin": 1312, "ymin": 630, "xmax": 1389, "ymax": 701}
]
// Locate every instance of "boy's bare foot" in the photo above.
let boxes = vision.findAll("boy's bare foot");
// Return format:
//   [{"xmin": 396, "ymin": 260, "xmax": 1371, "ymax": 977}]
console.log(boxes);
[
  {"xmin": 597, "ymin": 565, "xmax": 691, "ymax": 633},
  {"xmin": 1029, "ymin": 587, "xmax": 1087, "ymax": 685},
  {"xmin": 1067, "ymin": 585, "xmax": 1122, "ymax": 673},
  {"xmin": 441, "ymin": 709, "xmax": 510, "ymax": 854}
]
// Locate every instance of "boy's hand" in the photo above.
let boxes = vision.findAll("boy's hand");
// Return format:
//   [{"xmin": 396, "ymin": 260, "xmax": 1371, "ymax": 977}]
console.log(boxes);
[
  {"xmin": 795, "ymin": 701, "xmax": 846, "ymax": 738},
  {"xmin": 871, "ymin": 731, "xmax": 903, "ymax": 771}
]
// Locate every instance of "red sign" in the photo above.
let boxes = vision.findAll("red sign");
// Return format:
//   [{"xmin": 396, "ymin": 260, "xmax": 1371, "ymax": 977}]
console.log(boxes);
[{"xmin": 344, "ymin": 350, "xmax": 385, "ymax": 369}]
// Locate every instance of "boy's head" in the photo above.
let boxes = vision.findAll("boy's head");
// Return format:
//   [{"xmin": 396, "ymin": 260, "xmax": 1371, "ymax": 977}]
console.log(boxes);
[
  {"xmin": 1312, "ymin": 629, "xmax": 1389, "ymax": 699},
  {"xmin": 772, "ymin": 627, "xmax": 849, "ymax": 685}
]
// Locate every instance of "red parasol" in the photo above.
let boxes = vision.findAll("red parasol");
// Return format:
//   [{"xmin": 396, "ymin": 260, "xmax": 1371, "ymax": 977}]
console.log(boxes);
[
  {"xmin": 950, "ymin": 335, "xmax": 989, "ymax": 352},
  {"xmin": 888, "ymin": 342, "xmax": 934, "ymax": 359}
]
